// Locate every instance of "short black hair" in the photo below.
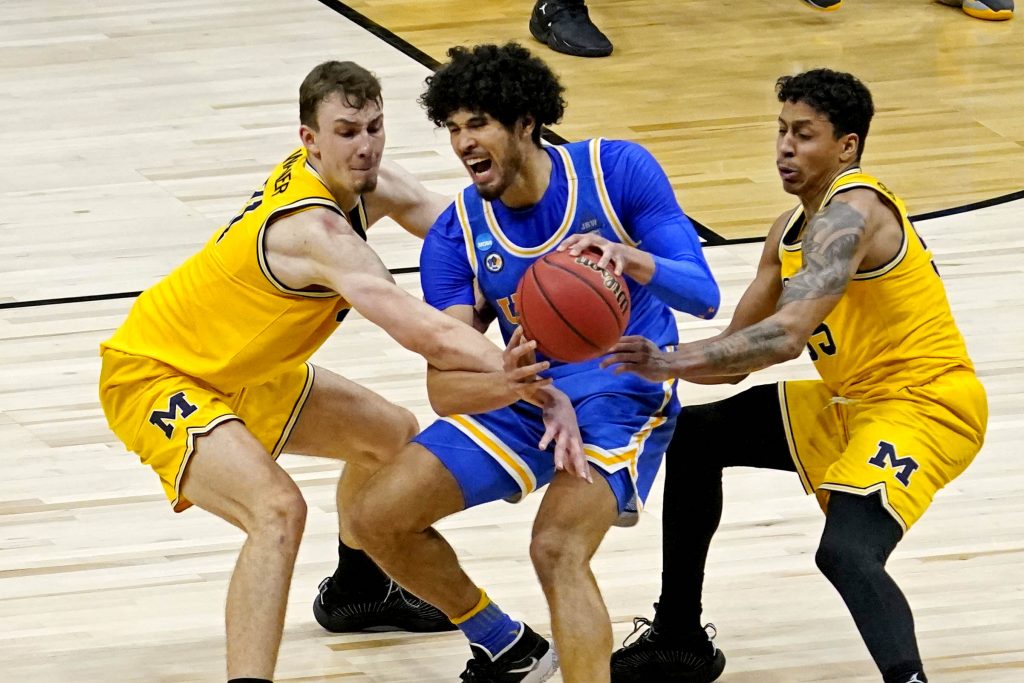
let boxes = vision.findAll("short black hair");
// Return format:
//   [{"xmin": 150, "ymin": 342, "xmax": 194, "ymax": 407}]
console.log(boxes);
[
  {"xmin": 776, "ymin": 69, "xmax": 874, "ymax": 159},
  {"xmin": 420, "ymin": 42, "xmax": 566, "ymax": 145},
  {"xmin": 299, "ymin": 61, "xmax": 382, "ymax": 130}
]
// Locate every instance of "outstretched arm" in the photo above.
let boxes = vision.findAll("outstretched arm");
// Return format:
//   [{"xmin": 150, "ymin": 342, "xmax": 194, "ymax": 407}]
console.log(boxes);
[
  {"xmin": 263, "ymin": 208, "xmax": 500, "ymax": 373},
  {"xmin": 367, "ymin": 160, "xmax": 451, "ymax": 239},
  {"xmin": 605, "ymin": 198, "xmax": 873, "ymax": 381}
]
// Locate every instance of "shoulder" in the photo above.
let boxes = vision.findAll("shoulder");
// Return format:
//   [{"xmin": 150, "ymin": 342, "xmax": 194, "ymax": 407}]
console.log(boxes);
[
  {"xmin": 827, "ymin": 187, "xmax": 891, "ymax": 232},
  {"xmin": 431, "ymin": 198, "xmax": 463, "ymax": 233},
  {"xmin": 267, "ymin": 206, "xmax": 355, "ymax": 253},
  {"xmin": 596, "ymin": 138, "xmax": 657, "ymax": 167}
]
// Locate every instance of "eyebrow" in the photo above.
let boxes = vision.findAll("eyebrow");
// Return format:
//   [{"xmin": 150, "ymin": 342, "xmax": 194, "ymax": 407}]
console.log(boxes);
[
  {"xmin": 779, "ymin": 117, "xmax": 815, "ymax": 128},
  {"xmin": 333, "ymin": 115, "xmax": 382, "ymax": 126}
]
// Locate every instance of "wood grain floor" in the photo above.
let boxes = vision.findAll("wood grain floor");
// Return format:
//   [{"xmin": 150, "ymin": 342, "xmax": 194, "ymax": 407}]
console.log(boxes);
[
  {"xmin": 343, "ymin": 0, "xmax": 1024, "ymax": 238},
  {"xmin": 0, "ymin": 1, "xmax": 1021, "ymax": 681}
]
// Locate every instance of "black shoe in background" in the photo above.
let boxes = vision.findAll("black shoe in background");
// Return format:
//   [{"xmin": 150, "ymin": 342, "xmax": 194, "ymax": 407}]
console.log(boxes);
[{"xmin": 530, "ymin": 0, "xmax": 613, "ymax": 58}]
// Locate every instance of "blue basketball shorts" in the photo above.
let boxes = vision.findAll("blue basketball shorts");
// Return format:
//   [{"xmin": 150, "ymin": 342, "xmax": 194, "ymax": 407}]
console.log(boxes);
[{"xmin": 413, "ymin": 368, "xmax": 679, "ymax": 526}]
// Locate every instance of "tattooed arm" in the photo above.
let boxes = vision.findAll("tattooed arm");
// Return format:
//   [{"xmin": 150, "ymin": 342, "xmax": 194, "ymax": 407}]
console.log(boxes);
[{"xmin": 604, "ymin": 194, "xmax": 877, "ymax": 382}]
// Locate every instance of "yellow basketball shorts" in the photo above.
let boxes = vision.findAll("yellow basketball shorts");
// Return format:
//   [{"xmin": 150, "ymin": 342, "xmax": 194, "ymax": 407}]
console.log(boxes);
[
  {"xmin": 778, "ymin": 370, "xmax": 987, "ymax": 532},
  {"xmin": 99, "ymin": 348, "xmax": 314, "ymax": 511}
]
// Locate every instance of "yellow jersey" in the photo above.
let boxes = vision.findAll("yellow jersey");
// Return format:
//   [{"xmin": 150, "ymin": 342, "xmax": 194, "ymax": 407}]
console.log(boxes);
[
  {"xmin": 102, "ymin": 147, "xmax": 368, "ymax": 393},
  {"xmin": 778, "ymin": 168, "xmax": 973, "ymax": 398}
]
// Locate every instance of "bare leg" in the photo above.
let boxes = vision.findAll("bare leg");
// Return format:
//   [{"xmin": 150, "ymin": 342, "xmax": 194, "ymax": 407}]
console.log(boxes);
[
  {"xmin": 531, "ymin": 466, "xmax": 619, "ymax": 683},
  {"xmin": 180, "ymin": 420, "xmax": 307, "ymax": 680},
  {"xmin": 283, "ymin": 365, "xmax": 418, "ymax": 545},
  {"xmin": 349, "ymin": 442, "xmax": 480, "ymax": 617}
]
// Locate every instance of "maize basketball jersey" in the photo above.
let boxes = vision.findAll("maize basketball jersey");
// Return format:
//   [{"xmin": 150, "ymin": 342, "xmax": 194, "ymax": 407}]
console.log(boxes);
[
  {"xmin": 778, "ymin": 168, "xmax": 973, "ymax": 398},
  {"xmin": 102, "ymin": 147, "xmax": 367, "ymax": 392}
]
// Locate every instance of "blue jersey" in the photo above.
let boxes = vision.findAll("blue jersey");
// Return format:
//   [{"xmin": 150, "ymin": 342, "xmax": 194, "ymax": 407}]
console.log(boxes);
[{"xmin": 421, "ymin": 138, "xmax": 714, "ymax": 375}]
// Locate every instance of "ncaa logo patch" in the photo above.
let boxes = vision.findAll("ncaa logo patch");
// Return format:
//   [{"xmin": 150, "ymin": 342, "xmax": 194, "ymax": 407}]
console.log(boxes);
[
  {"xmin": 579, "ymin": 217, "xmax": 600, "ymax": 233},
  {"xmin": 485, "ymin": 253, "xmax": 504, "ymax": 272},
  {"xmin": 475, "ymin": 233, "xmax": 494, "ymax": 251}
]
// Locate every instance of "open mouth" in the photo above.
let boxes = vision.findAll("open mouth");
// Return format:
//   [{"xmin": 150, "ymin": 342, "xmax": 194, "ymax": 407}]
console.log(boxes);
[{"xmin": 466, "ymin": 158, "xmax": 493, "ymax": 179}]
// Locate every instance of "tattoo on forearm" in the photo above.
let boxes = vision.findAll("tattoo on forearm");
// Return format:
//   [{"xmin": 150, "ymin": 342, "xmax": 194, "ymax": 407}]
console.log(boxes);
[
  {"xmin": 779, "ymin": 201, "xmax": 866, "ymax": 307},
  {"xmin": 702, "ymin": 321, "xmax": 790, "ymax": 374}
]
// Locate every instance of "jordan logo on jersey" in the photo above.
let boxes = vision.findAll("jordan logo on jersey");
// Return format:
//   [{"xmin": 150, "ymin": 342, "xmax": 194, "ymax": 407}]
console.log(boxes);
[
  {"xmin": 149, "ymin": 391, "xmax": 198, "ymax": 439},
  {"xmin": 868, "ymin": 440, "xmax": 920, "ymax": 487}
]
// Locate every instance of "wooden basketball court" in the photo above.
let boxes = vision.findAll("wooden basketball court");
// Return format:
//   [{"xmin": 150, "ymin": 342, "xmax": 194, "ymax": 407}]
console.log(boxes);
[{"xmin": 1, "ymin": 1, "xmax": 1021, "ymax": 681}]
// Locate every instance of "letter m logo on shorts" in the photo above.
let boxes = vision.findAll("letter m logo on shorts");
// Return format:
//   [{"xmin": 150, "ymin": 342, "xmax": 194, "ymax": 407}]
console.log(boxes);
[
  {"xmin": 149, "ymin": 391, "xmax": 198, "ymax": 439},
  {"xmin": 867, "ymin": 440, "xmax": 920, "ymax": 487}
]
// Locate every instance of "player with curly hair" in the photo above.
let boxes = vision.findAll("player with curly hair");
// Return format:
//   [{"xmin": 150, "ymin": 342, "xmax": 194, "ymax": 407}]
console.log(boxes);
[{"xmin": 339, "ymin": 43, "xmax": 719, "ymax": 682}]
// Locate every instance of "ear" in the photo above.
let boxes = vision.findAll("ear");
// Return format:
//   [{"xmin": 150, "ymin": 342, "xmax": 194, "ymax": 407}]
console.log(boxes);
[
  {"xmin": 519, "ymin": 114, "xmax": 536, "ymax": 141},
  {"xmin": 839, "ymin": 133, "xmax": 859, "ymax": 163},
  {"xmin": 300, "ymin": 124, "xmax": 319, "ymax": 158}
]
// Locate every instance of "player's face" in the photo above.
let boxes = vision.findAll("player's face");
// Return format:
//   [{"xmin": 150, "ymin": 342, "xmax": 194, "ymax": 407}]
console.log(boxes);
[
  {"xmin": 445, "ymin": 109, "xmax": 526, "ymax": 201},
  {"xmin": 303, "ymin": 92, "xmax": 385, "ymax": 196},
  {"xmin": 776, "ymin": 100, "xmax": 856, "ymax": 198}
]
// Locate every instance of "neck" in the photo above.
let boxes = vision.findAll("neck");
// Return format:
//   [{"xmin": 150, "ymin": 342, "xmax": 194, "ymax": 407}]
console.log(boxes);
[
  {"xmin": 800, "ymin": 161, "xmax": 859, "ymax": 220},
  {"xmin": 500, "ymin": 144, "xmax": 552, "ymax": 209}
]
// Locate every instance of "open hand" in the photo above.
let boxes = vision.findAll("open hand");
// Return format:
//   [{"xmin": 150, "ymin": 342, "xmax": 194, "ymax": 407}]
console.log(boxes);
[
  {"xmin": 600, "ymin": 335, "xmax": 677, "ymax": 382},
  {"xmin": 538, "ymin": 388, "xmax": 590, "ymax": 483},
  {"xmin": 503, "ymin": 327, "xmax": 551, "ymax": 401}
]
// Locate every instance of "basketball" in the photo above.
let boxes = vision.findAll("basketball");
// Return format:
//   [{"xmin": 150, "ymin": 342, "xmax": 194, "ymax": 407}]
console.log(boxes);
[{"xmin": 515, "ymin": 249, "xmax": 631, "ymax": 363}]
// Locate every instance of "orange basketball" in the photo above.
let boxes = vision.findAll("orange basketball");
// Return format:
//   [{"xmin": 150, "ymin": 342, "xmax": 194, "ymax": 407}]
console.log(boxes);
[{"xmin": 515, "ymin": 249, "xmax": 631, "ymax": 363}]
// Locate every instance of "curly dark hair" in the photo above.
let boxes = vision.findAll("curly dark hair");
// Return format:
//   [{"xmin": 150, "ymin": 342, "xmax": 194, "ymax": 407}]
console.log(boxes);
[
  {"xmin": 420, "ymin": 43, "xmax": 566, "ymax": 145},
  {"xmin": 299, "ymin": 61, "xmax": 382, "ymax": 130},
  {"xmin": 776, "ymin": 69, "xmax": 874, "ymax": 159}
]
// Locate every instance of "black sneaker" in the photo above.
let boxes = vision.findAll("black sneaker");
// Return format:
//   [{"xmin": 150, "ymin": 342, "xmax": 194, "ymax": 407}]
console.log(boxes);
[
  {"xmin": 529, "ymin": 0, "xmax": 613, "ymax": 58},
  {"xmin": 313, "ymin": 576, "xmax": 457, "ymax": 633},
  {"xmin": 611, "ymin": 614, "xmax": 725, "ymax": 683},
  {"xmin": 460, "ymin": 623, "xmax": 559, "ymax": 682}
]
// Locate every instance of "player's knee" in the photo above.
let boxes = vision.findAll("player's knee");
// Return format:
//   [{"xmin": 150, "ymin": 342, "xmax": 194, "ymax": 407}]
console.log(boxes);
[
  {"xmin": 347, "ymin": 496, "xmax": 407, "ymax": 552},
  {"xmin": 529, "ymin": 528, "xmax": 590, "ymax": 582},
  {"xmin": 250, "ymin": 481, "xmax": 307, "ymax": 546},
  {"xmin": 359, "ymin": 408, "xmax": 418, "ymax": 468},
  {"xmin": 382, "ymin": 408, "xmax": 419, "ymax": 460},
  {"xmin": 815, "ymin": 534, "xmax": 877, "ymax": 585}
]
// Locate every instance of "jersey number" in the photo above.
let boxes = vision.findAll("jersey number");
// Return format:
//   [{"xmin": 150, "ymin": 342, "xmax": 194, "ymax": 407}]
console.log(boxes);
[
  {"xmin": 867, "ymin": 440, "xmax": 920, "ymax": 487},
  {"xmin": 806, "ymin": 322, "xmax": 837, "ymax": 361},
  {"xmin": 217, "ymin": 189, "xmax": 265, "ymax": 243}
]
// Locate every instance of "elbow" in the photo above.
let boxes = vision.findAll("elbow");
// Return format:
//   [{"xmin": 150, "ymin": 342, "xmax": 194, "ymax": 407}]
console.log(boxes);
[
  {"xmin": 779, "ymin": 332, "xmax": 806, "ymax": 362},
  {"xmin": 426, "ymin": 372, "xmax": 457, "ymax": 416},
  {"xmin": 684, "ymin": 284, "xmax": 720, "ymax": 320},
  {"xmin": 428, "ymin": 393, "xmax": 457, "ymax": 417},
  {"xmin": 700, "ymin": 285, "xmax": 722, "ymax": 320}
]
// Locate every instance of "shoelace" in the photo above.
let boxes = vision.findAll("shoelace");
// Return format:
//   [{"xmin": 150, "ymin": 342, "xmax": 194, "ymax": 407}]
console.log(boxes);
[
  {"xmin": 620, "ymin": 617, "xmax": 720, "ymax": 650},
  {"xmin": 621, "ymin": 616, "xmax": 656, "ymax": 649},
  {"xmin": 545, "ymin": 1, "xmax": 592, "ymax": 22},
  {"xmin": 384, "ymin": 578, "xmax": 427, "ymax": 609}
]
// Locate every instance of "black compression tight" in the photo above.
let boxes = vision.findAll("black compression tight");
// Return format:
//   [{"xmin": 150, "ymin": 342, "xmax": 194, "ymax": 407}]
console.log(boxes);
[
  {"xmin": 818, "ymin": 492, "xmax": 924, "ymax": 681},
  {"xmin": 657, "ymin": 383, "xmax": 925, "ymax": 679}
]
